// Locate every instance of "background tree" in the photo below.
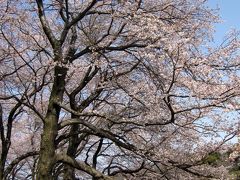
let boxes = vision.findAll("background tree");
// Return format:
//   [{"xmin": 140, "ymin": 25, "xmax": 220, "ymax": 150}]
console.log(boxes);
[{"xmin": 1, "ymin": 0, "xmax": 240, "ymax": 179}]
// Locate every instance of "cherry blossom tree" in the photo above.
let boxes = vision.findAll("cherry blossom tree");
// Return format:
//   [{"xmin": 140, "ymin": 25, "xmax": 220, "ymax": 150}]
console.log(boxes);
[{"xmin": 1, "ymin": 0, "xmax": 240, "ymax": 179}]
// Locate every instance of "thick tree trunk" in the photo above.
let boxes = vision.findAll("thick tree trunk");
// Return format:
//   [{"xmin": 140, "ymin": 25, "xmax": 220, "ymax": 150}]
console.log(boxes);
[
  {"xmin": 0, "ymin": 138, "xmax": 9, "ymax": 179},
  {"xmin": 0, "ymin": 103, "xmax": 11, "ymax": 180},
  {"xmin": 0, "ymin": 161, "xmax": 4, "ymax": 180},
  {"xmin": 36, "ymin": 66, "xmax": 67, "ymax": 180},
  {"xmin": 0, "ymin": 144, "xmax": 9, "ymax": 180},
  {"xmin": 0, "ymin": 103, "xmax": 5, "ymax": 180},
  {"xmin": 63, "ymin": 117, "xmax": 80, "ymax": 180}
]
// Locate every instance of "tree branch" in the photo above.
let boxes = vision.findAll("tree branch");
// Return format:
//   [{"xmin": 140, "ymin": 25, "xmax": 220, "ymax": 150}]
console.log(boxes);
[
  {"xmin": 60, "ymin": 0, "xmax": 98, "ymax": 45},
  {"xmin": 4, "ymin": 151, "xmax": 38, "ymax": 178},
  {"xmin": 36, "ymin": 0, "xmax": 58, "ymax": 49},
  {"xmin": 56, "ymin": 153, "xmax": 113, "ymax": 180}
]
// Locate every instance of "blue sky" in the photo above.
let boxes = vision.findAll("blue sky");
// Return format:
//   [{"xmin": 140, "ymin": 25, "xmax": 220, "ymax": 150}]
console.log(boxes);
[{"xmin": 208, "ymin": 0, "xmax": 240, "ymax": 44}]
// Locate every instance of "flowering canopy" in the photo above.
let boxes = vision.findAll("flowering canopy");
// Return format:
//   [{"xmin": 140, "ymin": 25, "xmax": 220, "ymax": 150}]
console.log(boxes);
[{"xmin": 0, "ymin": 0, "xmax": 240, "ymax": 179}]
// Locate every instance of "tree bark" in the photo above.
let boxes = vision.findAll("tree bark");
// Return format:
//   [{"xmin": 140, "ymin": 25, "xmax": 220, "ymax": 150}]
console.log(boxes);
[
  {"xmin": 63, "ymin": 123, "xmax": 80, "ymax": 180},
  {"xmin": 36, "ymin": 66, "xmax": 67, "ymax": 180},
  {"xmin": 0, "ymin": 146, "xmax": 7, "ymax": 180},
  {"xmin": 56, "ymin": 153, "xmax": 113, "ymax": 180}
]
